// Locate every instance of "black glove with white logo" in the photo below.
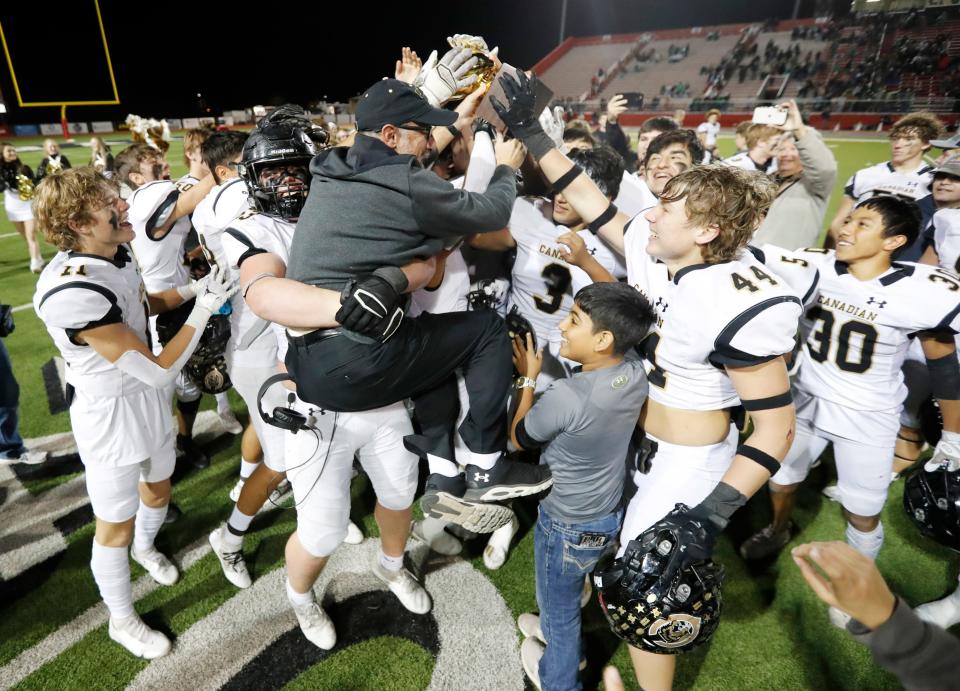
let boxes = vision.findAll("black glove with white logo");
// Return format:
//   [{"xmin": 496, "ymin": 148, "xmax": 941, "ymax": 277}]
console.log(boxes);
[
  {"xmin": 489, "ymin": 70, "xmax": 555, "ymax": 161},
  {"xmin": 336, "ymin": 268, "xmax": 406, "ymax": 342}
]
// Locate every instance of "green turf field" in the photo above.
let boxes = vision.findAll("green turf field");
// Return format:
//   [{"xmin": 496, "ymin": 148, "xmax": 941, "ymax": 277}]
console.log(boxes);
[{"xmin": 1, "ymin": 133, "xmax": 954, "ymax": 691}]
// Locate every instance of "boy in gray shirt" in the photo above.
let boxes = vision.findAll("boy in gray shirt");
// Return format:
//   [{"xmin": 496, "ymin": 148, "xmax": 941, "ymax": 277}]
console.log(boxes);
[{"xmin": 510, "ymin": 282, "xmax": 656, "ymax": 691}]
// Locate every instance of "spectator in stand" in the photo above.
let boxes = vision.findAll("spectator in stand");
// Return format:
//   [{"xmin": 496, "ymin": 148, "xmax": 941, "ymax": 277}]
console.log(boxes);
[
  {"xmin": 35, "ymin": 139, "xmax": 72, "ymax": 181},
  {"xmin": 89, "ymin": 137, "xmax": 114, "ymax": 175},
  {"xmin": 723, "ymin": 123, "xmax": 779, "ymax": 173},
  {"xmin": 753, "ymin": 100, "xmax": 838, "ymax": 249},
  {"xmin": 597, "ymin": 95, "xmax": 635, "ymax": 171},
  {"xmin": 635, "ymin": 116, "xmax": 679, "ymax": 173}
]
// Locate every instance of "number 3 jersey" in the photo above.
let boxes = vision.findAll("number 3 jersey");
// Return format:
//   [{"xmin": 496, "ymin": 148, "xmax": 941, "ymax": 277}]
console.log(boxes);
[
  {"xmin": 623, "ymin": 216, "xmax": 803, "ymax": 411},
  {"xmin": 758, "ymin": 246, "xmax": 960, "ymax": 417},
  {"xmin": 507, "ymin": 197, "xmax": 626, "ymax": 345}
]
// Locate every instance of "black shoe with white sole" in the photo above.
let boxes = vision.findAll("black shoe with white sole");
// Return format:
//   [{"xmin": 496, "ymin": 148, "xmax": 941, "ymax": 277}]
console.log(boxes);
[
  {"xmin": 419, "ymin": 473, "xmax": 515, "ymax": 534},
  {"xmin": 463, "ymin": 458, "xmax": 552, "ymax": 503}
]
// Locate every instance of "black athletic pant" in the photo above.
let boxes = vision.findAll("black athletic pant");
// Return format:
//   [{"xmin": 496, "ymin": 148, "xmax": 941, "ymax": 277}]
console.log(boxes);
[{"xmin": 286, "ymin": 310, "xmax": 512, "ymax": 457}]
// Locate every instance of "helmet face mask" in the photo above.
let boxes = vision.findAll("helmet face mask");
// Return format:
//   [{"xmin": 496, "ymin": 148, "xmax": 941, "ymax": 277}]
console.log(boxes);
[
  {"xmin": 594, "ymin": 504, "xmax": 725, "ymax": 654},
  {"xmin": 238, "ymin": 110, "xmax": 319, "ymax": 222}
]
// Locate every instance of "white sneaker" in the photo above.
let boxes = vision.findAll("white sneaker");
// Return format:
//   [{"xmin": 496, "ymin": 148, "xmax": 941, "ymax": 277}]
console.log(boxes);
[
  {"xmin": 410, "ymin": 518, "xmax": 463, "ymax": 556},
  {"xmin": 581, "ymin": 575, "xmax": 593, "ymax": 608},
  {"xmin": 0, "ymin": 449, "xmax": 48, "ymax": 466},
  {"xmin": 518, "ymin": 612, "xmax": 545, "ymax": 643},
  {"xmin": 30, "ymin": 257, "xmax": 44, "ymax": 273},
  {"xmin": 521, "ymin": 636, "xmax": 545, "ymax": 690},
  {"xmin": 268, "ymin": 479, "xmax": 292, "ymax": 506},
  {"xmin": 131, "ymin": 545, "xmax": 179, "ymax": 586},
  {"xmin": 821, "ymin": 484, "xmax": 842, "ymax": 503},
  {"xmin": 372, "ymin": 560, "xmax": 432, "ymax": 614},
  {"xmin": 209, "ymin": 528, "xmax": 252, "ymax": 589},
  {"xmin": 109, "ymin": 613, "xmax": 171, "ymax": 659},
  {"xmin": 229, "ymin": 478, "xmax": 245, "ymax": 503},
  {"xmin": 483, "ymin": 513, "xmax": 519, "ymax": 570},
  {"xmin": 219, "ymin": 408, "xmax": 243, "ymax": 435},
  {"xmin": 343, "ymin": 521, "xmax": 364, "ymax": 545},
  {"xmin": 291, "ymin": 600, "xmax": 337, "ymax": 650},
  {"xmin": 828, "ymin": 606, "xmax": 852, "ymax": 629},
  {"xmin": 915, "ymin": 588, "xmax": 960, "ymax": 629}
]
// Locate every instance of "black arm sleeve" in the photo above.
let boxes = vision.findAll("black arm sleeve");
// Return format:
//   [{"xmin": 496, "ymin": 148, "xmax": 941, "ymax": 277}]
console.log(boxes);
[{"xmin": 515, "ymin": 419, "xmax": 547, "ymax": 450}]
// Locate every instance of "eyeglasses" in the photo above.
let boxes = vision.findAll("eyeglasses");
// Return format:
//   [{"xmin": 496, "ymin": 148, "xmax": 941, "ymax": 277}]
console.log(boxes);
[{"xmin": 398, "ymin": 124, "xmax": 434, "ymax": 138}]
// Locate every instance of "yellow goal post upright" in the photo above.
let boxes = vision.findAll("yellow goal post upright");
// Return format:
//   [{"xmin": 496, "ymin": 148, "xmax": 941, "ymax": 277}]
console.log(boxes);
[{"xmin": 0, "ymin": 0, "xmax": 119, "ymax": 139}]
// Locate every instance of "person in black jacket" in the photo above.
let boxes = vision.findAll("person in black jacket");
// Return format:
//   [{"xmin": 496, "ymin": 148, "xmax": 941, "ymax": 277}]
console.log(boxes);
[{"xmin": 35, "ymin": 138, "xmax": 72, "ymax": 180}]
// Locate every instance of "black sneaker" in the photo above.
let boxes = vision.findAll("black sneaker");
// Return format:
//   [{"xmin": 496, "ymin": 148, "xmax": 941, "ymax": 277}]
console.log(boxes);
[
  {"xmin": 163, "ymin": 503, "xmax": 182, "ymax": 525},
  {"xmin": 176, "ymin": 434, "xmax": 209, "ymax": 469},
  {"xmin": 463, "ymin": 458, "xmax": 552, "ymax": 503},
  {"xmin": 739, "ymin": 523, "xmax": 792, "ymax": 561},
  {"xmin": 420, "ymin": 473, "xmax": 515, "ymax": 534}
]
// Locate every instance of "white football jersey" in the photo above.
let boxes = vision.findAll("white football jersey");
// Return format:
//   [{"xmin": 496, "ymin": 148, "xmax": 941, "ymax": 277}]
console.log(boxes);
[
  {"xmin": 193, "ymin": 178, "xmax": 251, "ymax": 272},
  {"xmin": 623, "ymin": 216, "xmax": 802, "ymax": 410},
  {"xmin": 757, "ymin": 246, "xmax": 960, "ymax": 415},
  {"xmin": 614, "ymin": 171, "xmax": 658, "ymax": 220},
  {"xmin": 722, "ymin": 152, "xmax": 777, "ymax": 175},
  {"xmin": 844, "ymin": 161, "xmax": 934, "ymax": 203},
  {"xmin": 506, "ymin": 197, "xmax": 626, "ymax": 346},
  {"xmin": 128, "ymin": 179, "xmax": 191, "ymax": 292},
  {"xmin": 697, "ymin": 121, "xmax": 720, "ymax": 147},
  {"xmin": 34, "ymin": 246, "xmax": 150, "ymax": 387},
  {"xmin": 409, "ymin": 248, "xmax": 470, "ymax": 317},
  {"xmin": 220, "ymin": 209, "xmax": 294, "ymax": 363},
  {"xmin": 933, "ymin": 208, "xmax": 960, "ymax": 274}
]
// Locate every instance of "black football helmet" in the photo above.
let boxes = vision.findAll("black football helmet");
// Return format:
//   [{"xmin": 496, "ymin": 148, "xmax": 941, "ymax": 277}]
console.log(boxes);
[
  {"xmin": 904, "ymin": 455, "xmax": 960, "ymax": 552},
  {"xmin": 238, "ymin": 105, "xmax": 322, "ymax": 221},
  {"xmin": 594, "ymin": 504, "xmax": 724, "ymax": 654},
  {"xmin": 919, "ymin": 397, "xmax": 944, "ymax": 447}
]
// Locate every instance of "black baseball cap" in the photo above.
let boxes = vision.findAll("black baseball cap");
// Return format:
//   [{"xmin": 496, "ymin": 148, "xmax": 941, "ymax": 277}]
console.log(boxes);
[{"xmin": 355, "ymin": 79, "xmax": 457, "ymax": 131}]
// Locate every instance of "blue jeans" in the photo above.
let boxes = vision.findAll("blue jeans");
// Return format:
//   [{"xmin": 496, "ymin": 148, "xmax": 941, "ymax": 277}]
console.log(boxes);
[
  {"xmin": 0, "ymin": 339, "xmax": 25, "ymax": 459},
  {"xmin": 535, "ymin": 506, "xmax": 622, "ymax": 691}
]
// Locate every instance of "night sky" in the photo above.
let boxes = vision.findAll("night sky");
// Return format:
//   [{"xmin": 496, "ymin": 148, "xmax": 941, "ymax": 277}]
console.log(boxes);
[{"xmin": 0, "ymin": 0, "xmax": 822, "ymax": 124}]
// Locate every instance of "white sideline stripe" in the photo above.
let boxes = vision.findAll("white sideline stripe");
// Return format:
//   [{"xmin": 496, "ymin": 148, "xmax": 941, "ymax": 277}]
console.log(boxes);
[
  {"xmin": 0, "ymin": 535, "xmax": 213, "ymax": 690},
  {"xmin": 0, "ymin": 232, "xmax": 19, "ymax": 239},
  {"xmin": 11, "ymin": 303, "xmax": 33, "ymax": 313}
]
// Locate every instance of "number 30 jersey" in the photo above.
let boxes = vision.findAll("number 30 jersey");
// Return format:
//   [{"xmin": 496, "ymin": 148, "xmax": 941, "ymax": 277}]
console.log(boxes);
[
  {"xmin": 758, "ymin": 246, "xmax": 960, "ymax": 413},
  {"xmin": 507, "ymin": 197, "xmax": 626, "ymax": 345},
  {"xmin": 623, "ymin": 217, "xmax": 803, "ymax": 411}
]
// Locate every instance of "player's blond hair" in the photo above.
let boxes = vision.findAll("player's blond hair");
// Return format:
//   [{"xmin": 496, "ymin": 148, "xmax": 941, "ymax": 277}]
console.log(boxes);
[
  {"xmin": 706, "ymin": 109, "xmax": 722, "ymax": 119},
  {"xmin": 745, "ymin": 123, "xmax": 780, "ymax": 150},
  {"xmin": 182, "ymin": 126, "xmax": 215, "ymax": 167},
  {"xmin": 33, "ymin": 167, "xmax": 117, "ymax": 252},
  {"xmin": 890, "ymin": 111, "xmax": 944, "ymax": 144},
  {"xmin": 659, "ymin": 164, "xmax": 777, "ymax": 264}
]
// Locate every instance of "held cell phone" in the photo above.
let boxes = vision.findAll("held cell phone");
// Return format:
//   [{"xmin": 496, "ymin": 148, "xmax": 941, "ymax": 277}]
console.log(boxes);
[{"xmin": 752, "ymin": 106, "xmax": 788, "ymax": 127}]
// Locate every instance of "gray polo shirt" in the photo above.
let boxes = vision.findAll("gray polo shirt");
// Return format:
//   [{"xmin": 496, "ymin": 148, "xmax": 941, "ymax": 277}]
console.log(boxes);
[{"xmin": 521, "ymin": 359, "xmax": 647, "ymax": 523}]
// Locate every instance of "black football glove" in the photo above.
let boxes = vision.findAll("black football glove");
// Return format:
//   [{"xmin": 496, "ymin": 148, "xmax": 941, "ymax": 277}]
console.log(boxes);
[
  {"xmin": 336, "ymin": 274, "xmax": 404, "ymax": 342},
  {"xmin": 489, "ymin": 71, "xmax": 556, "ymax": 160}
]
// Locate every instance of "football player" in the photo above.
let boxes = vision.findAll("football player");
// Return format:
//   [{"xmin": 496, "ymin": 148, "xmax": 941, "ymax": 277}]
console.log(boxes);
[
  {"xmin": 741, "ymin": 198, "xmax": 960, "ymax": 599},
  {"xmin": 220, "ymin": 111, "xmax": 431, "ymax": 648},
  {"xmin": 466, "ymin": 145, "xmax": 627, "ymax": 391},
  {"xmin": 827, "ymin": 111, "xmax": 944, "ymax": 259},
  {"xmin": 32, "ymin": 168, "xmax": 235, "ymax": 659},
  {"xmin": 696, "ymin": 109, "xmax": 722, "ymax": 160},
  {"xmin": 722, "ymin": 123, "xmax": 779, "ymax": 173},
  {"xmin": 116, "ymin": 143, "xmax": 216, "ymax": 469},
  {"xmin": 493, "ymin": 70, "xmax": 801, "ymax": 691}
]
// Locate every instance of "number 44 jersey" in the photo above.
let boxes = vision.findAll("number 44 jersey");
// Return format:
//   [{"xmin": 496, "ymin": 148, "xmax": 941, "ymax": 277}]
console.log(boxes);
[
  {"xmin": 507, "ymin": 197, "xmax": 626, "ymax": 345},
  {"xmin": 758, "ymin": 245, "xmax": 960, "ymax": 413}
]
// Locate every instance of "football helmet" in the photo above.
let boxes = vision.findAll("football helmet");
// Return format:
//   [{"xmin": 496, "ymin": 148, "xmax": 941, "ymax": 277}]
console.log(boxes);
[
  {"xmin": 467, "ymin": 278, "xmax": 509, "ymax": 312},
  {"xmin": 238, "ymin": 105, "xmax": 321, "ymax": 221},
  {"xmin": 594, "ymin": 504, "xmax": 724, "ymax": 654},
  {"xmin": 505, "ymin": 305, "xmax": 538, "ymax": 350},
  {"xmin": 183, "ymin": 314, "xmax": 233, "ymax": 394},
  {"xmin": 904, "ymin": 455, "xmax": 960, "ymax": 552},
  {"xmin": 919, "ymin": 397, "xmax": 943, "ymax": 447}
]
